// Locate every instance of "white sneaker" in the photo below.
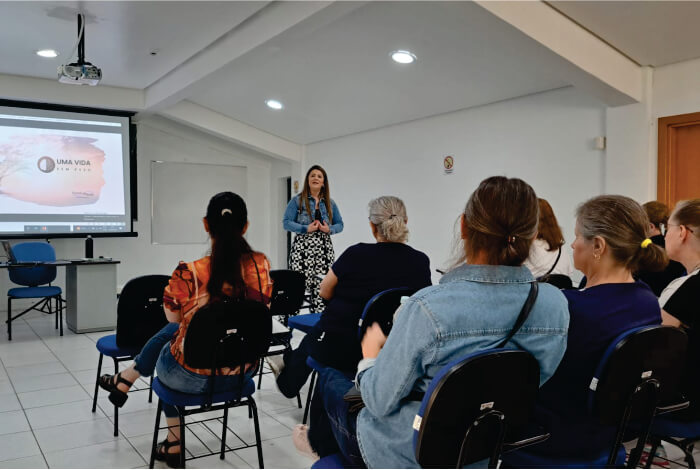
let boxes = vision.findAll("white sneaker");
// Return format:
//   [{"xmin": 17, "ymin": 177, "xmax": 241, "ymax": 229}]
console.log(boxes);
[
  {"xmin": 266, "ymin": 355, "xmax": 285, "ymax": 378},
  {"xmin": 293, "ymin": 424, "xmax": 319, "ymax": 460}
]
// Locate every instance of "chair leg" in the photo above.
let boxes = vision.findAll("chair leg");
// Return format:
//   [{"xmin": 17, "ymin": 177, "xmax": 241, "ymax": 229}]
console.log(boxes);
[
  {"xmin": 57, "ymin": 296, "xmax": 63, "ymax": 336},
  {"xmin": 7, "ymin": 297, "xmax": 12, "ymax": 341},
  {"xmin": 644, "ymin": 437, "xmax": 660, "ymax": 469},
  {"xmin": 179, "ymin": 412, "xmax": 187, "ymax": 469},
  {"xmin": 297, "ymin": 393, "xmax": 302, "ymax": 409},
  {"xmin": 303, "ymin": 370, "xmax": 316, "ymax": 425},
  {"xmin": 249, "ymin": 398, "xmax": 264, "ymax": 469},
  {"xmin": 92, "ymin": 353, "xmax": 104, "ymax": 412},
  {"xmin": 113, "ymin": 358, "xmax": 119, "ymax": 437},
  {"xmin": 220, "ymin": 406, "xmax": 229, "ymax": 459},
  {"xmin": 149, "ymin": 399, "xmax": 163, "ymax": 469},
  {"xmin": 148, "ymin": 376, "xmax": 154, "ymax": 403},
  {"xmin": 257, "ymin": 358, "xmax": 264, "ymax": 390}
]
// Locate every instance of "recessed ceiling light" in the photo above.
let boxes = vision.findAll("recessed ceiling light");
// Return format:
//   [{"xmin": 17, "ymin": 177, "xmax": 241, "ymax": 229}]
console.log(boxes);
[
  {"xmin": 265, "ymin": 99, "xmax": 283, "ymax": 110},
  {"xmin": 390, "ymin": 50, "xmax": 416, "ymax": 64},
  {"xmin": 36, "ymin": 49, "xmax": 58, "ymax": 58}
]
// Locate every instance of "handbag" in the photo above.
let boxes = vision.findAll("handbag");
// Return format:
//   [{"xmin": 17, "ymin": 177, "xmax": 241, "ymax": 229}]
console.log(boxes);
[{"xmin": 343, "ymin": 282, "xmax": 539, "ymax": 412}]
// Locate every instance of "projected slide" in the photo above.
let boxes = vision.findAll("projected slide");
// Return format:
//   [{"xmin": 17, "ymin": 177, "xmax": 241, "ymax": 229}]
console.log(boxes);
[
  {"xmin": 0, "ymin": 129, "xmax": 124, "ymax": 212},
  {"xmin": 0, "ymin": 105, "xmax": 132, "ymax": 237}
]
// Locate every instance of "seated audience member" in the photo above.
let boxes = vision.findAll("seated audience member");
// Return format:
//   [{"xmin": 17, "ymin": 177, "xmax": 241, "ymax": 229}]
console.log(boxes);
[
  {"xmin": 273, "ymin": 196, "xmax": 431, "ymax": 456},
  {"xmin": 296, "ymin": 176, "xmax": 570, "ymax": 467},
  {"xmin": 523, "ymin": 198, "xmax": 573, "ymax": 279},
  {"xmin": 530, "ymin": 195, "xmax": 667, "ymax": 458},
  {"xmin": 636, "ymin": 201, "xmax": 686, "ymax": 296},
  {"xmin": 99, "ymin": 192, "xmax": 272, "ymax": 466},
  {"xmin": 659, "ymin": 199, "xmax": 700, "ymax": 419}
]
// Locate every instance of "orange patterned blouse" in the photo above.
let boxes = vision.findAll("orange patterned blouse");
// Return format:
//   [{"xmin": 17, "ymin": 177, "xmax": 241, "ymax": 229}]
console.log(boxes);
[{"xmin": 164, "ymin": 252, "xmax": 273, "ymax": 375}]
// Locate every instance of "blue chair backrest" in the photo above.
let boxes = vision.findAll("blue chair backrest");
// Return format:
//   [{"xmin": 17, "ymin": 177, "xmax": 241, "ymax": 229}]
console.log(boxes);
[
  {"xmin": 357, "ymin": 286, "xmax": 417, "ymax": 340},
  {"xmin": 413, "ymin": 348, "xmax": 540, "ymax": 468},
  {"xmin": 587, "ymin": 325, "xmax": 687, "ymax": 425},
  {"xmin": 9, "ymin": 242, "xmax": 57, "ymax": 287}
]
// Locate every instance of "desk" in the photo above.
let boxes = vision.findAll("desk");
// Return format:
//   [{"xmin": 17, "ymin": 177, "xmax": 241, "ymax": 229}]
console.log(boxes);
[{"xmin": 1, "ymin": 259, "xmax": 120, "ymax": 333}]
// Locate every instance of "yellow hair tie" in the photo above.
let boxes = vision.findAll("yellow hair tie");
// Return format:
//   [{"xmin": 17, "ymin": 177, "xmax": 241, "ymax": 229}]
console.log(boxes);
[{"xmin": 641, "ymin": 238, "xmax": 652, "ymax": 249}]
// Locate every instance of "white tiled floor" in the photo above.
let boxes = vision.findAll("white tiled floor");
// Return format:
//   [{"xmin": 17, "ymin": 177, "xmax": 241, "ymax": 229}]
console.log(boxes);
[{"xmin": 0, "ymin": 311, "xmax": 315, "ymax": 469}]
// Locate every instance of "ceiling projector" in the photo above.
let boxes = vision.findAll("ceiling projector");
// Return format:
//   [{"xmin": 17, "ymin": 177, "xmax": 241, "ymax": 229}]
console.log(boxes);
[
  {"xmin": 58, "ymin": 63, "xmax": 102, "ymax": 86},
  {"xmin": 58, "ymin": 13, "xmax": 102, "ymax": 86}
]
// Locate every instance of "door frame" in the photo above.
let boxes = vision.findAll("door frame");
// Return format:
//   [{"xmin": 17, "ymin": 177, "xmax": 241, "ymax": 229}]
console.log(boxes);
[{"xmin": 658, "ymin": 111, "xmax": 700, "ymax": 206}]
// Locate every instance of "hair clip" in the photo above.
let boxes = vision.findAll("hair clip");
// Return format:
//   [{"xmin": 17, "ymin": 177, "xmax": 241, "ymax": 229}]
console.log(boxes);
[
  {"xmin": 640, "ymin": 238, "xmax": 652, "ymax": 249},
  {"xmin": 221, "ymin": 208, "xmax": 232, "ymax": 216},
  {"xmin": 507, "ymin": 235, "xmax": 516, "ymax": 244}
]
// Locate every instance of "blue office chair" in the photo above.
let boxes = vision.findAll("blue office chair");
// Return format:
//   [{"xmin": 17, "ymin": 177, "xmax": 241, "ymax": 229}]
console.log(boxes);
[
  {"xmin": 7, "ymin": 242, "xmax": 63, "ymax": 340},
  {"xmin": 91, "ymin": 275, "xmax": 171, "ymax": 436},
  {"xmin": 504, "ymin": 325, "xmax": 688, "ymax": 469},
  {"xmin": 287, "ymin": 312, "xmax": 322, "ymax": 424},
  {"xmin": 148, "ymin": 298, "xmax": 271, "ymax": 469}
]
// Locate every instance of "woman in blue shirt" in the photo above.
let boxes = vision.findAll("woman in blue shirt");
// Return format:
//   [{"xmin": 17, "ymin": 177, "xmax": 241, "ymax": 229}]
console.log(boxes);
[
  {"xmin": 518, "ymin": 195, "xmax": 668, "ymax": 462},
  {"xmin": 283, "ymin": 165, "xmax": 343, "ymax": 312},
  {"xmin": 297, "ymin": 176, "xmax": 570, "ymax": 467}
]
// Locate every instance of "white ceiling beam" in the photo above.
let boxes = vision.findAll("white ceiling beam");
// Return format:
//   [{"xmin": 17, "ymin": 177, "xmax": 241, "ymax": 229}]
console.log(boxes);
[
  {"xmin": 0, "ymin": 73, "xmax": 144, "ymax": 110},
  {"xmin": 475, "ymin": 1, "xmax": 644, "ymax": 106},
  {"xmin": 144, "ymin": 1, "xmax": 335, "ymax": 112},
  {"xmin": 157, "ymin": 100, "xmax": 302, "ymax": 163}
]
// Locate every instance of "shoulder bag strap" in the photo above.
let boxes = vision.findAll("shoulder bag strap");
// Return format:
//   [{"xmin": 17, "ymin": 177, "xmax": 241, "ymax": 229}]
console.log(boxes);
[
  {"xmin": 541, "ymin": 247, "xmax": 562, "ymax": 279},
  {"xmin": 496, "ymin": 281, "xmax": 539, "ymax": 348},
  {"xmin": 249, "ymin": 253, "xmax": 264, "ymax": 303}
]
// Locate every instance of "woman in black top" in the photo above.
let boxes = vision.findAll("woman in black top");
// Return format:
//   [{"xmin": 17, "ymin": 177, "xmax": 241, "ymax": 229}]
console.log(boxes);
[
  {"xmin": 272, "ymin": 195, "xmax": 431, "ymax": 457},
  {"xmin": 660, "ymin": 199, "xmax": 700, "ymax": 418}
]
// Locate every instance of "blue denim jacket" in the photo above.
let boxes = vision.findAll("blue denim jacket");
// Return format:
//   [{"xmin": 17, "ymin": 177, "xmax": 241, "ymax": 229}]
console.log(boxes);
[
  {"xmin": 355, "ymin": 264, "xmax": 570, "ymax": 468},
  {"xmin": 282, "ymin": 194, "xmax": 344, "ymax": 235}
]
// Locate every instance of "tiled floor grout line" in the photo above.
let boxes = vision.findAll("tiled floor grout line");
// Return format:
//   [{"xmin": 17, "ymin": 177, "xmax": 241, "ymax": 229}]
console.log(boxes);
[
  {"xmin": 0, "ymin": 319, "xmax": 51, "ymax": 468},
  {"xmin": 22, "ymin": 317, "xmax": 150, "ymax": 468}
]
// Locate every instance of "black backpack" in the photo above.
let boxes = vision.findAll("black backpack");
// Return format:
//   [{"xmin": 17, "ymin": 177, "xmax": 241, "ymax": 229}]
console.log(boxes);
[{"xmin": 116, "ymin": 275, "xmax": 171, "ymax": 349}]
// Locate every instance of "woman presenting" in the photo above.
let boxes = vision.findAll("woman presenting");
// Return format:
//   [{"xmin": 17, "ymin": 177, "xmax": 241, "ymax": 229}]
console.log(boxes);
[{"xmin": 283, "ymin": 165, "xmax": 343, "ymax": 311}]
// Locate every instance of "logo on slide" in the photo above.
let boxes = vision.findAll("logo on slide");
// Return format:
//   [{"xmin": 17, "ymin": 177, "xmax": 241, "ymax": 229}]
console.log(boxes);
[{"xmin": 37, "ymin": 156, "xmax": 56, "ymax": 173}]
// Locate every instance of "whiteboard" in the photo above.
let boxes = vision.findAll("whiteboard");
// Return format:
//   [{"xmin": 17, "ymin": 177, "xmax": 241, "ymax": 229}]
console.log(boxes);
[{"xmin": 151, "ymin": 161, "xmax": 247, "ymax": 244}]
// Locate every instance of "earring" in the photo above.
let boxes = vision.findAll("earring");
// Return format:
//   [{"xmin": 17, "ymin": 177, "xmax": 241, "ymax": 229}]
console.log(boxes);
[{"xmin": 594, "ymin": 253, "xmax": 601, "ymax": 261}]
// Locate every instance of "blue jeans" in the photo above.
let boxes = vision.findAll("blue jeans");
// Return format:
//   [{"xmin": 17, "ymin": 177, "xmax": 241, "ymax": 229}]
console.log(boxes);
[
  {"xmin": 133, "ymin": 322, "xmax": 179, "ymax": 377},
  {"xmin": 309, "ymin": 367, "xmax": 365, "ymax": 467},
  {"xmin": 155, "ymin": 345, "xmax": 256, "ymax": 418}
]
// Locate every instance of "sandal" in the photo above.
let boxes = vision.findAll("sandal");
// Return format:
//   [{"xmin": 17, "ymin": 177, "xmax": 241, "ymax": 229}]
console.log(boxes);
[
  {"xmin": 98, "ymin": 372, "xmax": 133, "ymax": 408},
  {"xmin": 155, "ymin": 438, "xmax": 182, "ymax": 469}
]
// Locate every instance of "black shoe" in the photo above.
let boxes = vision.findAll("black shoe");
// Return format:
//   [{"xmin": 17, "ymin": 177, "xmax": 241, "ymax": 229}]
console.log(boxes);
[
  {"xmin": 155, "ymin": 438, "xmax": 183, "ymax": 468},
  {"xmin": 98, "ymin": 372, "xmax": 133, "ymax": 408}
]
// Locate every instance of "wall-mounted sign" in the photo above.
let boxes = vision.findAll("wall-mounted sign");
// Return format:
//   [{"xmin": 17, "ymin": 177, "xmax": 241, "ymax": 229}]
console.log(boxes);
[{"xmin": 443, "ymin": 156, "xmax": 454, "ymax": 175}]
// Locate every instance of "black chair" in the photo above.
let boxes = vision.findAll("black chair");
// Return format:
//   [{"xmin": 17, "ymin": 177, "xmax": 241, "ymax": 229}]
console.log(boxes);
[
  {"xmin": 538, "ymin": 274, "xmax": 573, "ymax": 290},
  {"xmin": 92, "ymin": 275, "xmax": 170, "ymax": 436},
  {"xmin": 505, "ymin": 325, "xmax": 689, "ymax": 468},
  {"xmin": 413, "ymin": 349, "xmax": 548, "ymax": 468},
  {"xmin": 148, "ymin": 297, "xmax": 272, "ymax": 468},
  {"xmin": 303, "ymin": 287, "xmax": 415, "ymax": 425}
]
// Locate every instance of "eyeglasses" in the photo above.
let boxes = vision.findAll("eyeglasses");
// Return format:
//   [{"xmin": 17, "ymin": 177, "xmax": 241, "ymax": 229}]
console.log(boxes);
[{"xmin": 667, "ymin": 223, "xmax": 695, "ymax": 234}]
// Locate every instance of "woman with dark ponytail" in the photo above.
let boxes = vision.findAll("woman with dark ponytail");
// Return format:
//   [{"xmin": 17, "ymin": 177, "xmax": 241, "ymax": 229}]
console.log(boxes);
[
  {"xmin": 98, "ymin": 192, "xmax": 272, "ymax": 466},
  {"xmin": 283, "ymin": 165, "xmax": 344, "ymax": 312},
  {"xmin": 516, "ymin": 195, "xmax": 667, "ymax": 463}
]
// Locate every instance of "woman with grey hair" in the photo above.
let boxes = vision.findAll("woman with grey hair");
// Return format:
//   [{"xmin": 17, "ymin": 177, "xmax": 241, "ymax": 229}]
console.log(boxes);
[{"xmin": 270, "ymin": 195, "xmax": 431, "ymax": 459}]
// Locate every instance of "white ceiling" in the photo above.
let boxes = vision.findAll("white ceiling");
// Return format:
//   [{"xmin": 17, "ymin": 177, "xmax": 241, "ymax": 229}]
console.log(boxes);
[
  {"xmin": 2, "ymin": 1, "xmax": 699, "ymax": 145},
  {"xmin": 187, "ymin": 1, "xmax": 569, "ymax": 144},
  {"xmin": 549, "ymin": 1, "xmax": 700, "ymax": 67},
  {"xmin": 0, "ymin": 1, "xmax": 267, "ymax": 88}
]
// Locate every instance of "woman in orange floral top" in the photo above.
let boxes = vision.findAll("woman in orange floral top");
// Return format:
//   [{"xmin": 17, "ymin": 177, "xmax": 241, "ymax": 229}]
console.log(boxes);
[{"xmin": 98, "ymin": 192, "xmax": 272, "ymax": 466}]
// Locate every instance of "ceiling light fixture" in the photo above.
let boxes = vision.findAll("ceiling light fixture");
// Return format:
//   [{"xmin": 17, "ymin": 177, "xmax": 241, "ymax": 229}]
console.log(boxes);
[
  {"xmin": 265, "ymin": 99, "xmax": 283, "ymax": 110},
  {"xmin": 390, "ymin": 50, "xmax": 416, "ymax": 64},
  {"xmin": 36, "ymin": 49, "xmax": 58, "ymax": 58}
]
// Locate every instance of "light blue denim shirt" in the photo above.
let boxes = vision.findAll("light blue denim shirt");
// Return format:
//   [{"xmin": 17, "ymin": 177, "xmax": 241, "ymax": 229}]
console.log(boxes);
[
  {"xmin": 282, "ymin": 194, "xmax": 344, "ymax": 235},
  {"xmin": 355, "ymin": 264, "xmax": 570, "ymax": 468}
]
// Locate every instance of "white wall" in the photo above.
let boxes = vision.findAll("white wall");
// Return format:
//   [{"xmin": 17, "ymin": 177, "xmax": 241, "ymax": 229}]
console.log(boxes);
[
  {"xmin": 1, "ymin": 116, "xmax": 291, "ymax": 312},
  {"xmin": 306, "ymin": 86, "xmax": 606, "ymax": 281}
]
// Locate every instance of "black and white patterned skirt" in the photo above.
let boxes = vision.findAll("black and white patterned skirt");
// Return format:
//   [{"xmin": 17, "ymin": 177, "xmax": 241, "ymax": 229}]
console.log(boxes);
[{"xmin": 289, "ymin": 232, "xmax": 334, "ymax": 312}]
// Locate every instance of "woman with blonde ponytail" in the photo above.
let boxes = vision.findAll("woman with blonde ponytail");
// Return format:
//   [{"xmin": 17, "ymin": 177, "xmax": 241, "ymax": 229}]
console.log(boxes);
[{"xmin": 520, "ymin": 195, "xmax": 667, "ymax": 463}]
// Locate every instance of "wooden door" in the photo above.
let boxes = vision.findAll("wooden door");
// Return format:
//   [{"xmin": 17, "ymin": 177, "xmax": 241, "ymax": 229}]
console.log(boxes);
[{"xmin": 658, "ymin": 112, "xmax": 700, "ymax": 207}]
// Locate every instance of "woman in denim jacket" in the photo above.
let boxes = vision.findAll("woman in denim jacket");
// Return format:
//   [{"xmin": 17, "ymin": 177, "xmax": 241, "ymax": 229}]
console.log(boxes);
[
  {"xmin": 295, "ymin": 176, "xmax": 570, "ymax": 468},
  {"xmin": 283, "ymin": 165, "xmax": 343, "ymax": 311}
]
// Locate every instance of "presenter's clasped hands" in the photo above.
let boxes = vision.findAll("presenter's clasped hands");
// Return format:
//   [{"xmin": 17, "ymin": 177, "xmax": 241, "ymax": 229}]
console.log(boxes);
[
  {"xmin": 307, "ymin": 220, "xmax": 321, "ymax": 232},
  {"xmin": 318, "ymin": 221, "xmax": 330, "ymax": 233},
  {"xmin": 361, "ymin": 322, "xmax": 387, "ymax": 359}
]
